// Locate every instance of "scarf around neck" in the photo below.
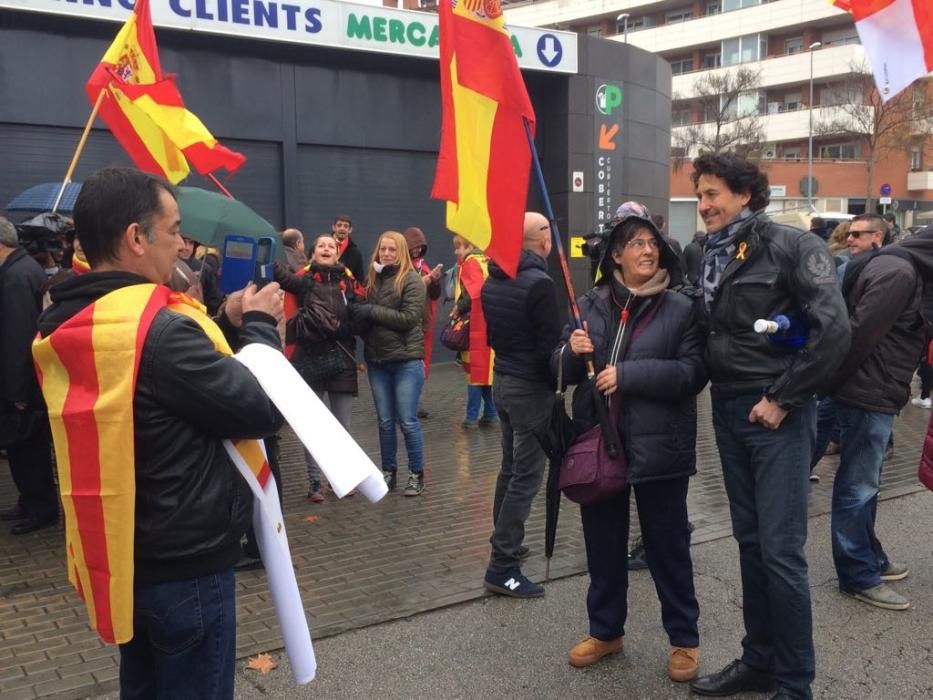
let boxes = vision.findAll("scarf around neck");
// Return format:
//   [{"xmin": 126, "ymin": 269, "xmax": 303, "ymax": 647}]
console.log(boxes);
[{"xmin": 702, "ymin": 207, "xmax": 753, "ymax": 307}]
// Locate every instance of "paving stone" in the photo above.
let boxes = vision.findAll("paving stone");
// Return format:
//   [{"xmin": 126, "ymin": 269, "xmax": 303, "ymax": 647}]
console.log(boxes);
[{"xmin": 1, "ymin": 365, "xmax": 929, "ymax": 699}]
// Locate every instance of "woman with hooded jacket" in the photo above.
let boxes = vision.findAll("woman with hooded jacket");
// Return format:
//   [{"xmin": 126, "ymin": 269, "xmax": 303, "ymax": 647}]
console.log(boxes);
[
  {"xmin": 553, "ymin": 202, "xmax": 707, "ymax": 683},
  {"xmin": 353, "ymin": 231, "xmax": 428, "ymax": 497}
]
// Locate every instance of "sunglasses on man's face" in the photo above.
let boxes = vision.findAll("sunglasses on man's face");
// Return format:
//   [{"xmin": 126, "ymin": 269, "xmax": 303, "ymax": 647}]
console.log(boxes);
[{"xmin": 847, "ymin": 229, "xmax": 880, "ymax": 238}]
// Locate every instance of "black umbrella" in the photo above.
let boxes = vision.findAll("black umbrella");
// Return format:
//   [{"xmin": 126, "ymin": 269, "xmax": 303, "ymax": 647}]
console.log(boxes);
[{"xmin": 536, "ymin": 346, "xmax": 579, "ymax": 579}]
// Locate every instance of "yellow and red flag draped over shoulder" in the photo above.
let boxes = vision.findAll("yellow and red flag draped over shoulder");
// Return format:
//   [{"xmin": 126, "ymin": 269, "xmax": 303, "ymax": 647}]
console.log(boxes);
[
  {"xmin": 831, "ymin": 0, "xmax": 933, "ymax": 102},
  {"xmin": 431, "ymin": 0, "xmax": 535, "ymax": 278},
  {"xmin": 33, "ymin": 285, "xmax": 270, "ymax": 644},
  {"xmin": 455, "ymin": 251, "xmax": 495, "ymax": 385},
  {"xmin": 85, "ymin": 0, "xmax": 244, "ymax": 184}
]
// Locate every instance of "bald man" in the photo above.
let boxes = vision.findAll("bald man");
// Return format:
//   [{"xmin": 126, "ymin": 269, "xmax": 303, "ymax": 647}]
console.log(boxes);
[
  {"xmin": 281, "ymin": 228, "xmax": 307, "ymax": 272},
  {"xmin": 480, "ymin": 212, "xmax": 561, "ymax": 598}
]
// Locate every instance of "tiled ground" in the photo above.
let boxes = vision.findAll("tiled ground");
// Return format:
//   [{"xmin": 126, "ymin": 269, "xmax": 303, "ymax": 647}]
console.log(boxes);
[{"xmin": 0, "ymin": 363, "xmax": 929, "ymax": 699}]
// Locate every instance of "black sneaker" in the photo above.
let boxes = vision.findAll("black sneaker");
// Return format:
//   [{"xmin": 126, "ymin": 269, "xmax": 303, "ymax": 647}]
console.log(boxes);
[
  {"xmin": 384, "ymin": 470, "xmax": 397, "ymax": 491},
  {"xmin": 404, "ymin": 472, "xmax": 424, "ymax": 497},
  {"xmin": 628, "ymin": 539, "xmax": 648, "ymax": 570},
  {"xmin": 483, "ymin": 569, "xmax": 544, "ymax": 598}
]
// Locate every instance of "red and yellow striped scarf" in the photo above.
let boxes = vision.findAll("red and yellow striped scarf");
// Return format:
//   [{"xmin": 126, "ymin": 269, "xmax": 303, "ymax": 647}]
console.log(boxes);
[{"xmin": 33, "ymin": 283, "xmax": 269, "ymax": 644}]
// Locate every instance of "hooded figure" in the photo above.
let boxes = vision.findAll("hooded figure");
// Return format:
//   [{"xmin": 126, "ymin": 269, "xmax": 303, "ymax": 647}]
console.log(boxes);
[{"xmin": 403, "ymin": 227, "xmax": 441, "ymax": 377}]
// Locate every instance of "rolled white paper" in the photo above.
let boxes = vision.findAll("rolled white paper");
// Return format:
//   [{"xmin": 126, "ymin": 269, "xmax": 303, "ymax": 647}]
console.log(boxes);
[
  {"xmin": 223, "ymin": 441, "xmax": 316, "ymax": 684},
  {"xmin": 235, "ymin": 343, "xmax": 388, "ymax": 502}
]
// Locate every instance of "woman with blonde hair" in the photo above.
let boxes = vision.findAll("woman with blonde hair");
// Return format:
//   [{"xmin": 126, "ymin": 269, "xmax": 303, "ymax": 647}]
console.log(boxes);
[
  {"xmin": 353, "ymin": 231, "xmax": 428, "ymax": 496},
  {"xmin": 827, "ymin": 221, "xmax": 851, "ymax": 254}
]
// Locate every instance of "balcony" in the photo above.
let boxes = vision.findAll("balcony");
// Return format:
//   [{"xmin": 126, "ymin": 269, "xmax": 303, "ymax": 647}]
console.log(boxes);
[
  {"xmin": 506, "ymin": 0, "xmax": 680, "ymax": 28},
  {"xmin": 614, "ymin": 0, "xmax": 846, "ymax": 55},
  {"xmin": 672, "ymin": 44, "xmax": 865, "ymax": 99},
  {"xmin": 908, "ymin": 171, "xmax": 933, "ymax": 192},
  {"xmin": 673, "ymin": 104, "xmax": 853, "ymax": 145}
]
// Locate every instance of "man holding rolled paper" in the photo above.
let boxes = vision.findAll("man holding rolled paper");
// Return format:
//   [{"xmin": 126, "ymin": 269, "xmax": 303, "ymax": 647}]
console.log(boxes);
[{"xmin": 34, "ymin": 167, "xmax": 285, "ymax": 699}]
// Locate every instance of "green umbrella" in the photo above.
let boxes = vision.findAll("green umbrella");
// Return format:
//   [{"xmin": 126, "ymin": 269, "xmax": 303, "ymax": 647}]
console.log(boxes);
[{"xmin": 175, "ymin": 186, "xmax": 285, "ymax": 262}]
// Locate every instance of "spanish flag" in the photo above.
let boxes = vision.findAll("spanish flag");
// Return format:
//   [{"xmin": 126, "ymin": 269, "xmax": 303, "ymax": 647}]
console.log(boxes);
[
  {"xmin": 832, "ymin": 0, "xmax": 933, "ymax": 102},
  {"xmin": 85, "ymin": 0, "xmax": 244, "ymax": 184},
  {"xmin": 431, "ymin": 0, "xmax": 536, "ymax": 278},
  {"xmin": 33, "ymin": 285, "xmax": 270, "ymax": 643}
]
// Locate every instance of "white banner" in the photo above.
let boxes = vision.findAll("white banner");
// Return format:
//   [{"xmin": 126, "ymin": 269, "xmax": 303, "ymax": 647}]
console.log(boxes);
[{"xmin": 0, "ymin": 0, "xmax": 578, "ymax": 74}]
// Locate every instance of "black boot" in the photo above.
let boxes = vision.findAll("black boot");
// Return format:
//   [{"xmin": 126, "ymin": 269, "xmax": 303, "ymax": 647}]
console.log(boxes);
[
  {"xmin": 383, "ymin": 470, "xmax": 398, "ymax": 491},
  {"xmin": 691, "ymin": 659, "xmax": 775, "ymax": 697}
]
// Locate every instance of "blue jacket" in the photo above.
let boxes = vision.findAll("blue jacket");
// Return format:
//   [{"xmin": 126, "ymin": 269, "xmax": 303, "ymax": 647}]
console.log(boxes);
[{"xmin": 481, "ymin": 249, "xmax": 561, "ymax": 385}]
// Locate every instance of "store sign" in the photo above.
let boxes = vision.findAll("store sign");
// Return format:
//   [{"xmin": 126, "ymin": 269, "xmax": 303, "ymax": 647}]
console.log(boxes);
[{"xmin": 0, "ymin": 0, "xmax": 578, "ymax": 74}]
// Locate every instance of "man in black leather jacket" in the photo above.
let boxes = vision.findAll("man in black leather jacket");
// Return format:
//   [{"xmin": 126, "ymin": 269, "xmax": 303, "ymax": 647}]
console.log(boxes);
[
  {"xmin": 689, "ymin": 154, "xmax": 850, "ymax": 700},
  {"xmin": 37, "ymin": 168, "xmax": 284, "ymax": 699}
]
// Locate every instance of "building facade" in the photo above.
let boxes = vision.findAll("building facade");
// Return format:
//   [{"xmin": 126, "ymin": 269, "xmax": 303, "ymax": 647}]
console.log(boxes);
[{"xmin": 505, "ymin": 0, "xmax": 933, "ymax": 243}]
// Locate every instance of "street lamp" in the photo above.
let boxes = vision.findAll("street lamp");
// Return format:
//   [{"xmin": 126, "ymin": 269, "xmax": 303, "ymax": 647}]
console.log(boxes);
[
  {"xmin": 807, "ymin": 41, "xmax": 822, "ymax": 212},
  {"xmin": 617, "ymin": 13, "xmax": 630, "ymax": 43}
]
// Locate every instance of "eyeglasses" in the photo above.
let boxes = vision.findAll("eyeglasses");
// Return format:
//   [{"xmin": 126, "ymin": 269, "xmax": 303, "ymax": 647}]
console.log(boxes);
[
  {"xmin": 625, "ymin": 238, "xmax": 660, "ymax": 250},
  {"xmin": 847, "ymin": 229, "xmax": 880, "ymax": 238}
]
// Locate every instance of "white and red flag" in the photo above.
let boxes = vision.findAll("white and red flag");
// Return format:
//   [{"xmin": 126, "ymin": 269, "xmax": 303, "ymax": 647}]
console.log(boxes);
[{"xmin": 832, "ymin": 0, "xmax": 933, "ymax": 102}]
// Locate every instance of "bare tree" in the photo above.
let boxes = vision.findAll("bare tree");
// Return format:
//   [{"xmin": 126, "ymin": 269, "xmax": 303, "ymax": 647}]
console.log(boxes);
[
  {"xmin": 672, "ymin": 66, "xmax": 766, "ymax": 169},
  {"xmin": 815, "ymin": 61, "xmax": 933, "ymax": 208}
]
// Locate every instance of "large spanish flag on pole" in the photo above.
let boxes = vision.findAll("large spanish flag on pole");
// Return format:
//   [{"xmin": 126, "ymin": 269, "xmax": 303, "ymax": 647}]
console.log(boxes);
[
  {"xmin": 431, "ymin": 0, "xmax": 535, "ymax": 278},
  {"xmin": 85, "ymin": 0, "xmax": 244, "ymax": 184},
  {"xmin": 832, "ymin": 0, "xmax": 933, "ymax": 102}
]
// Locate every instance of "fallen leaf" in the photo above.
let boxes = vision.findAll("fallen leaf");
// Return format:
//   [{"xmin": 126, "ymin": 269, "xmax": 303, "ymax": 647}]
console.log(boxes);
[
  {"xmin": 304, "ymin": 515, "xmax": 321, "ymax": 523},
  {"xmin": 246, "ymin": 653, "xmax": 278, "ymax": 674}
]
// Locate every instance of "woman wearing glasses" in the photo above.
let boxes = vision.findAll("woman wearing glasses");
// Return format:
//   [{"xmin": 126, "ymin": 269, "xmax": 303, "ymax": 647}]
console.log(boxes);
[{"xmin": 553, "ymin": 202, "xmax": 707, "ymax": 683}]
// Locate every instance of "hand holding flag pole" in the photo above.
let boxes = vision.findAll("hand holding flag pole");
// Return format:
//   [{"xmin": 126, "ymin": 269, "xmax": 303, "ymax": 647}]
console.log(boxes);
[{"xmin": 522, "ymin": 117, "xmax": 619, "ymax": 459}]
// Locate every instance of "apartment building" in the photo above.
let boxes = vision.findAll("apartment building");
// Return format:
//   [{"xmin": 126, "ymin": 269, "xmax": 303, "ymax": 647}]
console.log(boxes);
[{"xmin": 501, "ymin": 0, "xmax": 932, "ymax": 237}]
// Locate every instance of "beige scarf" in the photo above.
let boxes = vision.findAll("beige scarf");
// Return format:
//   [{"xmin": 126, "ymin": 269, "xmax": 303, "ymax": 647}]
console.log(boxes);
[{"xmin": 613, "ymin": 267, "xmax": 669, "ymax": 297}]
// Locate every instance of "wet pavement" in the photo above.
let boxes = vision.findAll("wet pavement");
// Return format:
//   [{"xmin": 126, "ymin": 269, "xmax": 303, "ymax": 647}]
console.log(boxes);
[{"xmin": 0, "ymin": 362, "xmax": 930, "ymax": 699}]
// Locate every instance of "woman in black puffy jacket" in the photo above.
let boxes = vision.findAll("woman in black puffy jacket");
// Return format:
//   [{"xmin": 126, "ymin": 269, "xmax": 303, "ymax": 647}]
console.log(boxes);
[
  {"xmin": 276, "ymin": 234, "xmax": 365, "ymax": 502},
  {"xmin": 553, "ymin": 202, "xmax": 707, "ymax": 683}
]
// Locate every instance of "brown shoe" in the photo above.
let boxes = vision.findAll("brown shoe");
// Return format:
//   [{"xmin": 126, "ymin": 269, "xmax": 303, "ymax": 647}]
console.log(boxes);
[
  {"xmin": 668, "ymin": 646, "xmax": 700, "ymax": 682},
  {"xmin": 568, "ymin": 635, "xmax": 623, "ymax": 668}
]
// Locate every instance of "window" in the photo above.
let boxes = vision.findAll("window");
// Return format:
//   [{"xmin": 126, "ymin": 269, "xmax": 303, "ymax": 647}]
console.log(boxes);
[
  {"xmin": 785, "ymin": 37, "xmax": 803, "ymax": 55},
  {"xmin": 723, "ymin": 0, "xmax": 762, "ymax": 10},
  {"xmin": 673, "ymin": 108, "xmax": 692, "ymax": 126},
  {"xmin": 670, "ymin": 58, "xmax": 694, "ymax": 75},
  {"xmin": 625, "ymin": 16, "xmax": 652, "ymax": 32},
  {"xmin": 722, "ymin": 91, "xmax": 764, "ymax": 119},
  {"xmin": 819, "ymin": 143, "xmax": 858, "ymax": 160},
  {"xmin": 587, "ymin": 25, "xmax": 602, "ymax": 37},
  {"xmin": 703, "ymin": 52, "xmax": 722, "ymax": 69},
  {"xmin": 820, "ymin": 85, "xmax": 863, "ymax": 106},
  {"xmin": 706, "ymin": 2, "xmax": 721, "ymax": 15},
  {"xmin": 823, "ymin": 27, "xmax": 860, "ymax": 46},
  {"xmin": 722, "ymin": 34, "xmax": 766, "ymax": 65},
  {"xmin": 911, "ymin": 146, "xmax": 922, "ymax": 171},
  {"xmin": 783, "ymin": 147, "xmax": 801, "ymax": 160},
  {"xmin": 783, "ymin": 91, "xmax": 802, "ymax": 111},
  {"xmin": 666, "ymin": 9, "xmax": 693, "ymax": 24}
]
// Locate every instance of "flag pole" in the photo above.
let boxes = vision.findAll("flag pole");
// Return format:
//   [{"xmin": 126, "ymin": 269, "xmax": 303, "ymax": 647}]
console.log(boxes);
[
  {"xmin": 52, "ymin": 89, "xmax": 107, "ymax": 214},
  {"xmin": 522, "ymin": 117, "xmax": 619, "ymax": 459},
  {"xmin": 207, "ymin": 173, "xmax": 234, "ymax": 199}
]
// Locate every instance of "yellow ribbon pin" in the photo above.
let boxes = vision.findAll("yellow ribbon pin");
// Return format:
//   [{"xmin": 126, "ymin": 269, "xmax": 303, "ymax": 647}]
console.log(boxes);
[{"xmin": 736, "ymin": 241, "xmax": 748, "ymax": 261}]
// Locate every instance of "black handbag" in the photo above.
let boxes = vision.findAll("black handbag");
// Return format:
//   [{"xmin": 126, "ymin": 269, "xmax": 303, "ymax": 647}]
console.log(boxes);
[
  {"xmin": 440, "ymin": 312, "xmax": 470, "ymax": 352},
  {"xmin": 293, "ymin": 343, "xmax": 352, "ymax": 385}
]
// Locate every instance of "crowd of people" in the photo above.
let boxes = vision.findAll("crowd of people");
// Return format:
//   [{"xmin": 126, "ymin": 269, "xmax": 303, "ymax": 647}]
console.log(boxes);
[{"xmin": 1, "ymin": 153, "xmax": 932, "ymax": 699}]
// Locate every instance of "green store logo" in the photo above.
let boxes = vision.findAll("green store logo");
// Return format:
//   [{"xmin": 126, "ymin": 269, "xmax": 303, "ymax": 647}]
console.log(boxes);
[{"xmin": 346, "ymin": 13, "xmax": 522, "ymax": 58}]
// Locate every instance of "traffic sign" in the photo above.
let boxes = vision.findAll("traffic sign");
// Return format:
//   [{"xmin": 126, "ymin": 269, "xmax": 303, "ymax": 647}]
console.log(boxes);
[
  {"xmin": 536, "ymin": 34, "xmax": 563, "ymax": 68},
  {"xmin": 880, "ymin": 196, "xmax": 892, "ymax": 205},
  {"xmin": 880, "ymin": 183, "xmax": 892, "ymax": 196}
]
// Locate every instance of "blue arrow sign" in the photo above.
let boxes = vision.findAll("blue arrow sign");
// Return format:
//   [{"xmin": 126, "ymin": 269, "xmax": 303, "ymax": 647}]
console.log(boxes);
[{"xmin": 537, "ymin": 34, "xmax": 563, "ymax": 68}]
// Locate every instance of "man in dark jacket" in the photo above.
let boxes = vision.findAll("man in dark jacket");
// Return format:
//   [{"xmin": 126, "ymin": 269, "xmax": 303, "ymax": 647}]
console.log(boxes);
[
  {"xmin": 0, "ymin": 216, "xmax": 58, "ymax": 534},
  {"xmin": 282, "ymin": 228, "xmax": 307, "ymax": 272},
  {"xmin": 37, "ymin": 168, "xmax": 284, "ymax": 698},
  {"xmin": 682, "ymin": 230, "xmax": 706, "ymax": 285},
  {"xmin": 815, "ymin": 213, "xmax": 924, "ymax": 611},
  {"xmin": 480, "ymin": 212, "xmax": 561, "ymax": 598},
  {"xmin": 333, "ymin": 214, "xmax": 366, "ymax": 283},
  {"xmin": 689, "ymin": 154, "xmax": 850, "ymax": 700}
]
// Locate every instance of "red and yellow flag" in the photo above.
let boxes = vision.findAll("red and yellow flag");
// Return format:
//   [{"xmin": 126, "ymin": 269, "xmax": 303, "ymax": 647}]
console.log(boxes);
[
  {"xmin": 33, "ymin": 284, "xmax": 269, "ymax": 644},
  {"xmin": 455, "ymin": 251, "xmax": 495, "ymax": 385},
  {"xmin": 431, "ymin": 0, "xmax": 536, "ymax": 278},
  {"xmin": 85, "ymin": 0, "xmax": 244, "ymax": 184}
]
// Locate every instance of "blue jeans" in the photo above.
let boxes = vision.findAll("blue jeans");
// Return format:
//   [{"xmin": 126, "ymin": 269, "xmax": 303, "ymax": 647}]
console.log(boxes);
[
  {"xmin": 712, "ymin": 393, "xmax": 815, "ymax": 700},
  {"xmin": 466, "ymin": 385, "xmax": 497, "ymax": 421},
  {"xmin": 368, "ymin": 359, "xmax": 425, "ymax": 473},
  {"xmin": 832, "ymin": 403, "xmax": 893, "ymax": 592},
  {"xmin": 120, "ymin": 570, "xmax": 236, "ymax": 699}
]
